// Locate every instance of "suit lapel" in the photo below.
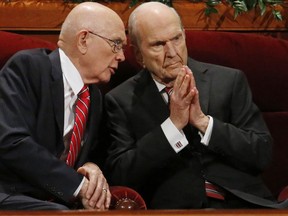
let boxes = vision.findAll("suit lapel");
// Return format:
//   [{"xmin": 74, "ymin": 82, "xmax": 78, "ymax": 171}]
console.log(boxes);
[
  {"xmin": 134, "ymin": 69, "xmax": 170, "ymax": 123},
  {"xmin": 86, "ymin": 85, "xmax": 102, "ymax": 139},
  {"xmin": 49, "ymin": 49, "xmax": 64, "ymax": 138}
]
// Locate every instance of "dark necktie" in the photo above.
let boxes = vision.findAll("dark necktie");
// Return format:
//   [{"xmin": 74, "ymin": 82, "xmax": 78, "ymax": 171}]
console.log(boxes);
[
  {"xmin": 165, "ymin": 87, "xmax": 224, "ymax": 200},
  {"xmin": 66, "ymin": 85, "xmax": 90, "ymax": 167},
  {"xmin": 164, "ymin": 87, "xmax": 173, "ymax": 104}
]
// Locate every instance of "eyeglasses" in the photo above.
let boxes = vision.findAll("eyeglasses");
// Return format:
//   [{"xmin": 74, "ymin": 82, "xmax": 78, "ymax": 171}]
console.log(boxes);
[{"xmin": 88, "ymin": 31, "xmax": 125, "ymax": 53}]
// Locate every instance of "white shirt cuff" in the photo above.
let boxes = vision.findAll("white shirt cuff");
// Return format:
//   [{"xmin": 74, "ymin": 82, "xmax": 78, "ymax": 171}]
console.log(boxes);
[
  {"xmin": 198, "ymin": 115, "xmax": 213, "ymax": 146},
  {"xmin": 73, "ymin": 176, "xmax": 85, "ymax": 197},
  {"xmin": 161, "ymin": 118, "xmax": 189, "ymax": 153}
]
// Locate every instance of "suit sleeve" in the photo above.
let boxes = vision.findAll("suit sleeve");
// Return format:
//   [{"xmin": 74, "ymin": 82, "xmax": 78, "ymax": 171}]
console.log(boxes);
[
  {"xmin": 0, "ymin": 50, "xmax": 83, "ymax": 204},
  {"xmin": 104, "ymin": 92, "xmax": 180, "ymax": 189},
  {"xmin": 207, "ymin": 69, "xmax": 272, "ymax": 173}
]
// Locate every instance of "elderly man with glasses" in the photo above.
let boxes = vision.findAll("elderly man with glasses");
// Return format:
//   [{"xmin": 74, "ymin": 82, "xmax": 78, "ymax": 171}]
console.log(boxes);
[{"xmin": 0, "ymin": 2, "xmax": 126, "ymax": 210}]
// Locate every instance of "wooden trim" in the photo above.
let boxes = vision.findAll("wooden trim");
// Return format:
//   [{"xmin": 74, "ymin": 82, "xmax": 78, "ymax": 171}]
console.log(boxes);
[
  {"xmin": 0, "ymin": 209, "xmax": 288, "ymax": 216},
  {"xmin": 174, "ymin": 1, "xmax": 288, "ymax": 31},
  {"xmin": 0, "ymin": 0, "xmax": 288, "ymax": 31}
]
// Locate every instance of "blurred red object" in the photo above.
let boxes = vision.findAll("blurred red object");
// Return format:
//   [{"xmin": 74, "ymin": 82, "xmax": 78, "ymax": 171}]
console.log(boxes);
[
  {"xmin": 278, "ymin": 186, "xmax": 288, "ymax": 202},
  {"xmin": 109, "ymin": 186, "xmax": 147, "ymax": 210}
]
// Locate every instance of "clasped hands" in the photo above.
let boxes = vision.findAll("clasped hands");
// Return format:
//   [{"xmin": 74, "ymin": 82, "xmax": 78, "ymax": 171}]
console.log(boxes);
[
  {"xmin": 169, "ymin": 65, "xmax": 209, "ymax": 133},
  {"xmin": 77, "ymin": 162, "xmax": 111, "ymax": 210}
]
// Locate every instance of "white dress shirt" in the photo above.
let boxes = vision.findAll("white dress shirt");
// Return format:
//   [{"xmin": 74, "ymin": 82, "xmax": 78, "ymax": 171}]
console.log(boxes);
[{"xmin": 59, "ymin": 48, "xmax": 85, "ymax": 197}]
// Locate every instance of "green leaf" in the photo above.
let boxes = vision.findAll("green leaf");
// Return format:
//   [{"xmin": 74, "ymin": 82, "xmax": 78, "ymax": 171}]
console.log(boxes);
[
  {"xmin": 273, "ymin": 10, "xmax": 283, "ymax": 20},
  {"xmin": 64, "ymin": 0, "xmax": 285, "ymax": 21},
  {"xmin": 258, "ymin": 0, "xmax": 266, "ymax": 16},
  {"xmin": 233, "ymin": 0, "xmax": 248, "ymax": 12},
  {"xmin": 234, "ymin": 9, "xmax": 239, "ymax": 19},
  {"xmin": 205, "ymin": 7, "xmax": 218, "ymax": 16},
  {"xmin": 158, "ymin": 0, "xmax": 173, "ymax": 6},
  {"xmin": 264, "ymin": 0, "xmax": 284, "ymax": 4},
  {"xmin": 129, "ymin": 0, "xmax": 138, "ymax": 7},
  {"xmin": 206, "ymin": 0, "xmax": 221, "ymax": 7}
]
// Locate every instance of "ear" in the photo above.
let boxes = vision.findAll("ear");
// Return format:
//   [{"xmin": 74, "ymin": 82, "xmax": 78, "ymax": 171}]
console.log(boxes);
[
  {"xmin": 77, "ymin": 30, "xmax": 89, "ymax": 54},
  {"xmin": 132, "ymin": 45, "xmax": 145, "ymax": 68}
]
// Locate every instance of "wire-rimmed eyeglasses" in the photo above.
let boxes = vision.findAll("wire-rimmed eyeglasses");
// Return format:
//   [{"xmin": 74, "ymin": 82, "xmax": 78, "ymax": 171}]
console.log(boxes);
[{"xmin": 88, "ymin": 31, "xmax": 125, "ymax": 53}]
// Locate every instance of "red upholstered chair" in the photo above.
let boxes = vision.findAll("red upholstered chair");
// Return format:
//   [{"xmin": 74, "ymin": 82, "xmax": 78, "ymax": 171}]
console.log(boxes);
[
  {"xmin": 278, "ymin": 186, "xmax": 288, "ymax": 202},
  {"xmin": 0, "ymin": 31, "xmax": 57, "ymax": 67},
  {"xmin": 109, "ymin": 186, "xmax": 147, "ymax": 210},
  {"xmin": 0, "ymin": 30, "xmax": 146, "ymax": 210}
]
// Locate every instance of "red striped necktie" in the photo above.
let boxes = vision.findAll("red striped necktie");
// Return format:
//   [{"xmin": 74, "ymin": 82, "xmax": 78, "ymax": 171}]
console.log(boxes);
[
  {"xmin": 164, "ymin": 87, "xmax": 173, "ymax": 104},
  {"xmin": 165, "ymin": 87, "xmax": 173, "ymax": 96},
  {"xmin": 66, "ymin": 85, "xmax": 90, "ymax": 167},
  {"xmin": 205, "ymin": 180, "xmax": 225, "ymax": 200}
]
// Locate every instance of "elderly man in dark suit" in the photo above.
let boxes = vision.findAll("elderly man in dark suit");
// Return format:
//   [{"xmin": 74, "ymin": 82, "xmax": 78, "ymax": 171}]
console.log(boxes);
[
  {"xmin": 104, "ymin": 2, "xmax": 287, "ymax": 209},
  {"xmin": 0, "ymin": 2, "xmax": 126, "ymax": 210}
]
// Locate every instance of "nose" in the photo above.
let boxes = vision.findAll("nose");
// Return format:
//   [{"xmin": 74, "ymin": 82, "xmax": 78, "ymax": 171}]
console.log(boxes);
[
  {"xmin": 164, "ymin": 41, "xmax": 177, "ymax": 57},
  {"xmin": 116, "ymin": 49, "xmax": 125, "ymax": 62}
]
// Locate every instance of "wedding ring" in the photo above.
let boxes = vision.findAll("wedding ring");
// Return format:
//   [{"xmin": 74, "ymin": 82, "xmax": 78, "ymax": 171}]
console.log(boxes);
[{"xmin": 102, "ymin": 188, "xmax": 107, "ymax": 193}]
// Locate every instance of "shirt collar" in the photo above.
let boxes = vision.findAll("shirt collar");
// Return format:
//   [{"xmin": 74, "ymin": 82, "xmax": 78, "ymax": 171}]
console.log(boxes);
[
  {"xmin": 59, "ymin": 48, "xmax": 84, "ymax": 95},
  {"xmin": 153, "ymin": 79, "xmax": 166, "ymax": 93}
]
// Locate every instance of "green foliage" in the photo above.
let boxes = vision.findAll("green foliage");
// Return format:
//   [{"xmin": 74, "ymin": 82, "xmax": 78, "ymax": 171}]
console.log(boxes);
[
  {"xmin": 64, "ymin": 0, "xmax": 285, "ymax": 20},
  {"xmin": 204, "ymin": 0, "xmax": 284, "ymax": 20}
]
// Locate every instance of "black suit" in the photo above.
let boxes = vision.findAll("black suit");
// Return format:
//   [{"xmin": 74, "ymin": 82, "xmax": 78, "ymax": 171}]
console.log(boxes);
[
  {"xmin": 0, "ymin": 49, "xmax": 103, "ymax": 208},
  {"xmin": 104, "ymin": 57, "xmax": 281, "ymax": 209}
]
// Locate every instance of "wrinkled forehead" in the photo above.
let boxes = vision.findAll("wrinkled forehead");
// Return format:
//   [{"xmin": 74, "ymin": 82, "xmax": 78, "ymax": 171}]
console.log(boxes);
[
  {"xmin": 137, "ymin": 5, "xmax": 181, "ymax": 25},
  {"xmin": 137, "ymin": 12, "xmax": 182, "ymax": 40}
]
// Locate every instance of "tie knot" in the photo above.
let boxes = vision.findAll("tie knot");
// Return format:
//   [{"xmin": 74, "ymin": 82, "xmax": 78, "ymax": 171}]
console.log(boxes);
[
  {"xmin": 165, "ymin": 87, "xmax": 173, "ymax": 96},
  {"xmin": 78, "ymin": 85, "xmax": 90, "ymax": 99}
]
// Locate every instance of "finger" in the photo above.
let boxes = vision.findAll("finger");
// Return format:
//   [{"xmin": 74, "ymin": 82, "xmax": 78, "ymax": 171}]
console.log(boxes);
[
  {"xmin": 183, "ymin": 65, "xmax": 192, "ymax": 74},
  {"xmin": 78, "ymin": 177, "xmax": 89, "ymax": 198},
  {"xmin": 178, "ymin": 73, "xmax": 192, "ymax": 99},
  {"xmin": 81, "ymin": 197, "xmax": 94, "ymax": 210},
  {"xmin": 191, "ymin": 87, "xmax": 199, "ymax": 103},
  {"xmin": 184, "ymin": 66, "xmax": 196, "ymax": 89},
  {"xmin": 173, "ymin": 69, "xmax": 191, "ymax": 100},
  {"xmin": 175, "ymin": 74, "xmax": 191, "ymax": 100},
  {"xmin": 104, "ymin": 183, "xmax": 111, "ymax": 209},
  {"xmin": 85, "ymin": 173, "xmax": 97, "ymax": 200},
  {"xmin": 77, "ymin": 167, "xmax": 87, "ymax": 177},
  {"xmin": 88, "ymin": 174, "xmax": 106, "ymax": 208},
  {"xmin": 173, "ymin": 67, "xmax": 186, "ymax": 92},
  {"xmin": 95, "ymin": 186, "xmax": 108, "ymax": 209},
  {"xmin": 94, "ymin": 184, "xmax": 111, "ymax": 209},
  {"xmin": 83, "ymin": 166, "xmax": 102, "ymax": 200},
  {"xmin": 77, "ymin": 166, "xmax": 94, "ymax": 199}
]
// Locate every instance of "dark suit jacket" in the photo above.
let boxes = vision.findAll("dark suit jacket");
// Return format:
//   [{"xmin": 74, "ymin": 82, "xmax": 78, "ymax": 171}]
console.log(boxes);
[
  {"xmin": 0, "ymin": 48, "xmax": 103, "ymax": 206},
  {"xmin": 104, "ymin": 57, "xmax": 274, "ymax": 209}
]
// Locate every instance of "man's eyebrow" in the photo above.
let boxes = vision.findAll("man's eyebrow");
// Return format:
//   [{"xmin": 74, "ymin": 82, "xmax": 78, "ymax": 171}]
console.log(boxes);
[
  {"xmin": 171, "ymin": 32, "xmax": 183, "ymax": 39},
  {"xmin": 112, "ymin": 37, "xmax": 124, "ymax": 43}
]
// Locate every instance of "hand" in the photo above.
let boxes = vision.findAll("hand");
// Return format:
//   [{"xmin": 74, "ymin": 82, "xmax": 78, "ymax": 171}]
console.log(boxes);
[
  {"xmin": 169, "ymin": 66, "xmax": 194, "ymax": 130},
  {"xmin": 77, "ymin": 162, "xmax": 111, "ymax": 210},
  {"xmin": 185, "ymin": 67, "xmax": 209, "ymax": 133}
]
